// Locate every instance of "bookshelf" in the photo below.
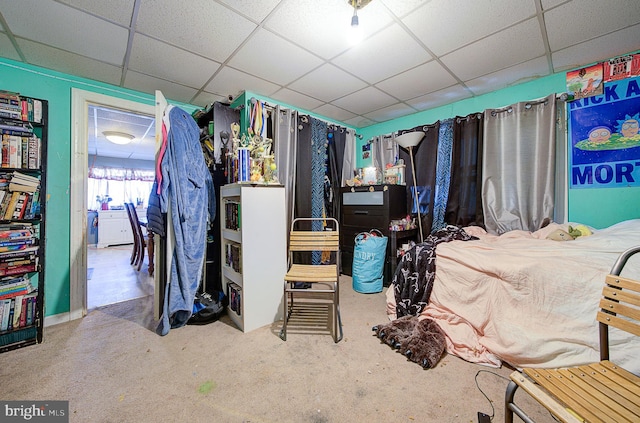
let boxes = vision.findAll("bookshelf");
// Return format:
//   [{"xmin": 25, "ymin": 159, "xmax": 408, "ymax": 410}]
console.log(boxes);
[
  {"xmin": 220, "ymin": 183, "xmax": 286, "ymax": 332},
  {"xmin": 0, "ymin": 91, "xmax": 47, "ymax": 353}
]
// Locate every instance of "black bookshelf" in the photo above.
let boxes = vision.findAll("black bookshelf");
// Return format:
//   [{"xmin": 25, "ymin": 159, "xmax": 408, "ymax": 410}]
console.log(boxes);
[{"xmin": 0, "ymin": 93, "xmax": 47, "ymax": 353}]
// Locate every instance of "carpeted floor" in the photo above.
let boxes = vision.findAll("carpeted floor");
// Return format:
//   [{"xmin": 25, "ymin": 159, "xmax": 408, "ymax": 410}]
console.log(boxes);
[{"xmin": 0, "ymin": 277, "xmax": 556, "ymax": 423}]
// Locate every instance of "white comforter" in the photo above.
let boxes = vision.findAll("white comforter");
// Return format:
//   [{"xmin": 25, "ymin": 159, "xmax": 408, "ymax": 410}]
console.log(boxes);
[{"xmin": 386, "ymin": 219, "xmax": 640, "ymax": 374}]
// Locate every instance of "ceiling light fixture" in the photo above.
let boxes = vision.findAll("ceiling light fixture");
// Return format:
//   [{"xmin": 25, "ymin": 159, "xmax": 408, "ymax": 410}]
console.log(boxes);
[
  {"xmin": 347, "ymin": 0, "xmax": 372, "ymax": 45},
  {"xmin": 103, "ymin": 131, "xmax": 135, "ymax": 145}
]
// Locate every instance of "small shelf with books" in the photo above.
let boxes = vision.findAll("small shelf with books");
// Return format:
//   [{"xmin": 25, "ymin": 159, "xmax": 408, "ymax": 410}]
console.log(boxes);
[{"xmin": 0, "ymin": 91, "xmax": 47, "ymax": 353}]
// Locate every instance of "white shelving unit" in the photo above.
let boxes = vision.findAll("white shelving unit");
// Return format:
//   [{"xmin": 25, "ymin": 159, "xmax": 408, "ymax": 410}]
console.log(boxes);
[{"xmin": 220, "ymin": 183, "xmax": 286, "ymax": 332}]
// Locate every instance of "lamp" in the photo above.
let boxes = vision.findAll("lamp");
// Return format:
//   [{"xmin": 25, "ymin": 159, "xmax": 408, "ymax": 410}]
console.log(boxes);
[
  {"xmin": 395, "ymin": 131, "xmax": 425, "ymax": 243},
  {"xmin": 103, "ymin": 131, "xmax": 134, "ymax": 145}
]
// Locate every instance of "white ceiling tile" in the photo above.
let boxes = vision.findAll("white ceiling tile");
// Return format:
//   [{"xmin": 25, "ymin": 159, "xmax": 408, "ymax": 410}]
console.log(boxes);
[
  {"xmin": 191, "ymin": 91, "xmax": 230, "ymax": 109},
  {"xmin": 466, "ymin": 56, "xmax": 550, "ymax": 96},
  {"xmin": 441, "ymin": 18, "xmax": 545, "ymax": 81},
  {"xmin": 332, "ymin": 86, "xmax": 397, "ymax": 115},
  {"xmin": 270, "ymin": 88, "xmax": 325, "ymax": 112},
  {"xmin": 229, "ymin": 28, "xmax": 323, "ymax": 86},
  {"xmin": 204, "ymin": 66, "xmax": 280, "ymax": 99},
  {"xmin": 128, "ymin": 34, "xmax": 220, "ymax": 89},
  {"xmin": 0, "ymin": 33, "xmax": 21, "ymax": 61},
  {"xmin": 264, "ymin": 0, "xmax": 393, "ymax": 60},
  {"xmin": 332, "ymin": 24, "xmax": 432, "ymax": 84},
  {"xmin": 57, "ymin": 0, "xmax": 135, "ymax": 26},
  {"xmin": 545, "ymin": 0, "xmax": 640, "ymax": 51},
  {"xmin": 17, "ymin": 38, "xmax": 122, "ymax": 86},
  {"xmin": 540, "ymin": 0, "xmax": 565, "ymax": 9},
  {"xmin": 124, "ymin": 70, "xmax": 198, "ymax": 103},
  {"xmin": 288, "ymin": 64, "xmax": 367, "ymax": 102},
  {"xmin": 364, "ymin": 103, "xmax": 419, "ymax": 123},
  {"xmin": 380, "ymin": 0, "xmax": 432, "ymax": 18},
  {"xmin": 406, "ymin": 85, "xmax": 472, "ymax": 112},
  {"xmin": 136, "ymin": 0, "xmax": 256, "ymax": 62},
  {"xmin": 404, "ymin": 0, "xmax": 536, "ymax": 56},
  {"xmin": 216, "ymin": 0, "xmax": 281, "ymax": 22},
  {"xmin": 376, "ymin": 61, "xmax": 457, "ymax": 101},
  {"xmin": 552, "ymin": 23, "xmax": 640, "ymax": 73},
  {"xmin": 0, "ymin": 0, "xmax": 128, "ymax": 64},
  {"xmin": 311, "ymin": 103, "xmax": 357, "ymax": 123},
  {"xmin": 343, "ymin": 115, "xmax": 376, "ymax": 128}
]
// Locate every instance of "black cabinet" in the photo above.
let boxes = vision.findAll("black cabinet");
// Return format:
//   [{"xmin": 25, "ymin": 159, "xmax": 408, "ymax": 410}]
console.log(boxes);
[{"xmin": 340, "ymin": 185, "xmax": 407, "ymax": 286}]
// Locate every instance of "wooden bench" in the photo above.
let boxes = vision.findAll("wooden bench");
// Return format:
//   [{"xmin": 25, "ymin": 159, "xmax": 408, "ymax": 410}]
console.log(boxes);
[{"xmin": 505, "ymin": 246, "xmax": 640, "ymax": 423}]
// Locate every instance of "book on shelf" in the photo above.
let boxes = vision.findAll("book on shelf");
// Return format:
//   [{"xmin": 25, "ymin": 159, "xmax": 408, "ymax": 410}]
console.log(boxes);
[
  {"xmin": 0, "ymin": 228, "xmax": 34, "ymax": 240},
  {"xmin": 0, "ymin": 263, "xmax": 37, "ymax": 277},
  {"xmin": 0, "ymin": 292, "xmax": 36, "ymax": 331},
  {"xmin": 0, "ymin": 246, "xmax": 38, "ymax": 260},
  {"xmin": 0, "ymin": 238, "xmax": 37, "ymax": 253}
]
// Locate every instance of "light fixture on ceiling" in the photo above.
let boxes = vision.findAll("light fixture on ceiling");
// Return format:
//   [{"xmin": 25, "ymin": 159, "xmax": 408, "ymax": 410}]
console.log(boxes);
[
  {"xmin": 395, "ymin": 131, "xmax": 425, "ymax": 243},
  {"xmin": 347, "ymin": 0, "xmax": 372, "ymax": 45},
  {"xmin": 103, "ymin": 131, "xmax": 135, "ymax": 145}
]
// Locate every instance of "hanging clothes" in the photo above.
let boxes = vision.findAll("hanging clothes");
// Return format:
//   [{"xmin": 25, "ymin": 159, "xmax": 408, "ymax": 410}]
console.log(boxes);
[{"xmin": 157, "ymin": 106, "xmax": 215, "ymax": 336}]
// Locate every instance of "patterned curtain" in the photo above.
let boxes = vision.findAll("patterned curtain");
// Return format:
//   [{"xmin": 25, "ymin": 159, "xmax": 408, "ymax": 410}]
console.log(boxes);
[
  {"xmin": 445, "ymin": 113, "xmax": 485, "ymax": 228},
  {"xmin": 431, "ymin": 119, "xmax": 454, "ymax": 232}
]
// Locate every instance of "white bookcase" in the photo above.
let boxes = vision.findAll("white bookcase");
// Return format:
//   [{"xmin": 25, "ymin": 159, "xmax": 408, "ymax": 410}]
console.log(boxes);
[{"xmin": 220, "ymin": 183, "xmax": 286, "ymax": 332}]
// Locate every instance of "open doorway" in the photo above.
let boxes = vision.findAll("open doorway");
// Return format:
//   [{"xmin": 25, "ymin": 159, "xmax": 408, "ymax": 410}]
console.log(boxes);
[
  {"xmin": 70, "ymin": 89, "xmax": 156, "ymax": 320},
  {"xmin": 85, "ymin": 104, "xmax": 156, "ymax": 309}
]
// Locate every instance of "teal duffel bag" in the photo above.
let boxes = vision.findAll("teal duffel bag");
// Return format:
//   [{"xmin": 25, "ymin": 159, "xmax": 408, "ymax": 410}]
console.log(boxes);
[{"xmin": 352, "ymin": 229, "xmax": 388, "ymax": 294}]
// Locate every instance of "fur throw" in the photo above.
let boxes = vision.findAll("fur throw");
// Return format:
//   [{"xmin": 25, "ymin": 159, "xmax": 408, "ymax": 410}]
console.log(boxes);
[
  {"xmin": 372, "ymin": 315, "xmax": 446, "ymax": 369},
  {"xmin": 392, "ymin": 226, "xmax": 477, "ymax": 317}
]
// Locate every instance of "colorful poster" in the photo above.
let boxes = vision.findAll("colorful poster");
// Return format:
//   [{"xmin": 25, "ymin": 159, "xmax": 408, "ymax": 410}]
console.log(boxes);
[
  {"xmin": 603, "ymin": 54, "xmax": 640, "ymax": 82},
  {"xmin": 569, "ymin": 76, "xmax": 640, "ymax": 189},
  {"xmin": 566, "ymin": 63, "xmax": 604, "ymax": 99}
]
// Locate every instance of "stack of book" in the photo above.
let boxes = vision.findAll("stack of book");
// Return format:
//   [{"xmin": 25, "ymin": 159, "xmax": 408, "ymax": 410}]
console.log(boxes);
[
  {"xmin": 0, "ymin": 275, "xmax": 37, "ymax": 331},
  {"xmin": 0, "ymin": 223, "xmax": 38, "ymax": 276},
  {"xmin": 0, "ymin": 91, "xmax": 42, "ymax": 124},
  {"xmin": 0, "ymin": 171, "xmax": 40, "ymax": 220}
]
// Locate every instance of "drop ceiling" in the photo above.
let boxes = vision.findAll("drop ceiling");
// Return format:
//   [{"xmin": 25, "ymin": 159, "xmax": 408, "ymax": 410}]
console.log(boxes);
[{"xmin": 1, "ymin": 0, "xmax": 640, "ymax": 159}]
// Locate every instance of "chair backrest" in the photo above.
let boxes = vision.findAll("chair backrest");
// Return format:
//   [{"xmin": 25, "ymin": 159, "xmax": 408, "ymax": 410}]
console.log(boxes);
[
  {"xmin": 597, "ymin": 246, "xmax": 640, "ymax": 360},
  {"xmin": 127, "ymin": 202, "xmax": 146, "ymax": 244},
  {"xmin": 288, "ymin": 218, "xmax": 339, "ymax": 254}
]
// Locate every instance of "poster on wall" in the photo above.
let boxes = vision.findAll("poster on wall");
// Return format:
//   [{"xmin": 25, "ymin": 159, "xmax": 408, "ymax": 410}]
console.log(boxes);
[
  {"xmin": 603, "ymin": 54, "xmax": 640, "ymax": 82},
  {"xmin": 569, "ymin": 76, "xmax": 640, "ymax": 189},
  {"xmin": 566, "ymin": 63, "xmax": 604, "ymax": 99}
]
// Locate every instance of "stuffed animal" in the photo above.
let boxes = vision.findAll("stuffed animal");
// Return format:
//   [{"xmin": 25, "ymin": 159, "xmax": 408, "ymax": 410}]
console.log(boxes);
[
  {"xmin": 372, "ymin": 316, "xmax": 446, "ymax": 369},
  {"xmin": 546, "ymin": 229, "xmax": 575, "ymax": 241}
]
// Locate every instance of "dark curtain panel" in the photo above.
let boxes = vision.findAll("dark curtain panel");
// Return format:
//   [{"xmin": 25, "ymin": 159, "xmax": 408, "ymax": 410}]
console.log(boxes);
[
  {"xmin": 398, "ymin": 122, "xmax": 439, "ymax": 239},
  {"xmin": 295, "ymin": 116, "xmax": 312, "ymax": 222},
  {"xmin": 445, "ymin": 113, "xmax": 485, "ymax": 228},
  {"xmin": 327, "ymin": 126, "xmax": 346, "ymax": 221}
]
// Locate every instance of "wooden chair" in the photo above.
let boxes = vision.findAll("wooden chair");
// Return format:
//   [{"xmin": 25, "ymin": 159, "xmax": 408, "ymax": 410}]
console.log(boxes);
[
  {"xmin": 279, "ymin": 217, "xmax": 343, "ymax": 343},
  {"xmin": 124, "ymin": 203, "xmax": 141, "ymax": 266},
  {"xmin": 505, "ymin": 245, "xmax": 640, "ymax": 423},
  {"xmin": 126, "ymin": 202, "xmax": 147, "ymax": 271}
]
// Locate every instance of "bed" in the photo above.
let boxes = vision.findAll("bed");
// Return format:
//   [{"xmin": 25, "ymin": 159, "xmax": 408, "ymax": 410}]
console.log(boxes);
[{"xmin": 385, "ymin": 219, "xmax": 640, "ymax": 375}]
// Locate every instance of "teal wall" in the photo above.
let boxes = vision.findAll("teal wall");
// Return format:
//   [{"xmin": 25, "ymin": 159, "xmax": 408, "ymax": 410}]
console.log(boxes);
[
  {"xmin": 0, "ymin": 58, "xmax": 193, "ymax": 317},
  {"xmin": 2, "ymin": 51, "xmax": 639, "ymax": 318},
  {"xmin": 355, "ymin": 57, "xmax": 640, "ymax": 229}
]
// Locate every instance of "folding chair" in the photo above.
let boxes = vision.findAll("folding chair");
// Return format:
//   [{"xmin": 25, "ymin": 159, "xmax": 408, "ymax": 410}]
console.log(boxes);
[
  {"xmin": 505, "ymin": 245, "xmax": 640, "ymax": 423},
  {"xmin": 279, "ymin": 217, "xmax": 343, "ymax": 343}
]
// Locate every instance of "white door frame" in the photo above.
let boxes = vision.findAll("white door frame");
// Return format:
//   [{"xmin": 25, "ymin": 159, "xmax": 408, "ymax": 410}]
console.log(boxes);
[{"xmin": 69, "ymin": 89, "xmax": 155, "ymax": 321}]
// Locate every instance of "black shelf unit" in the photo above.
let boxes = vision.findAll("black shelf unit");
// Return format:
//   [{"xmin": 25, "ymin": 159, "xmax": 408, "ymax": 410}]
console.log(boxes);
[
  {"xmin": 194, "ymin": 102, "xmax": 239, "ymax": 296},
  {"xmin": 0, "ymin": 95, "xmax": 47, "ymax": 353},
  {"xmin": 340, "ymin": 184, "xmax": 407, "ymax": 286}
]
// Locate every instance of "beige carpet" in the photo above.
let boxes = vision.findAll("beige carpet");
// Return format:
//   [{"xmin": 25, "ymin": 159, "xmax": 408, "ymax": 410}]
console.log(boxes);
[{"xmin": 1, "ymin": 276, "xmax": 556, "ymax": 423}]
